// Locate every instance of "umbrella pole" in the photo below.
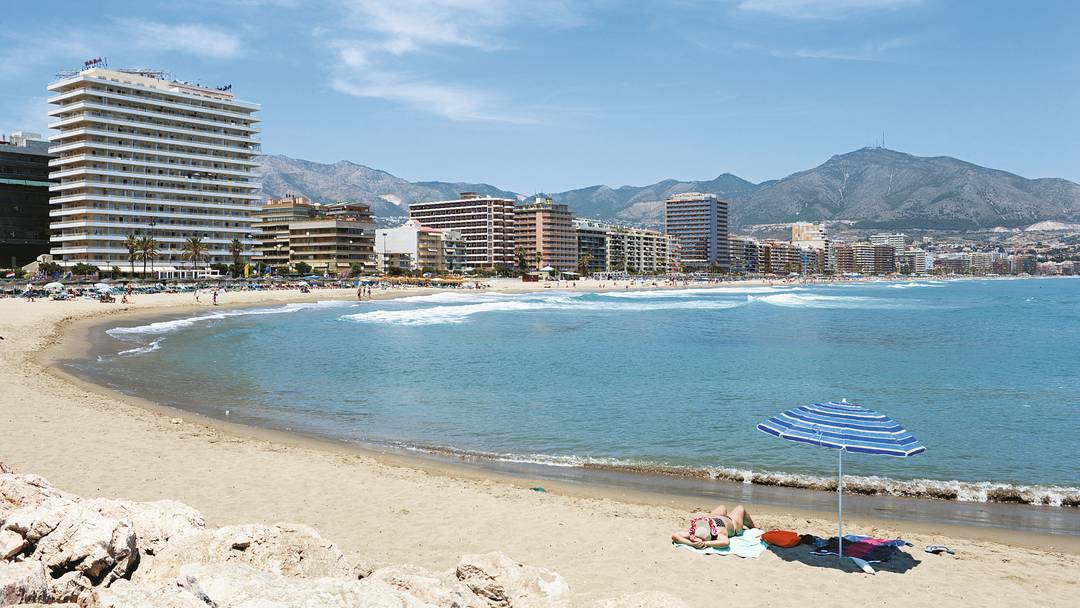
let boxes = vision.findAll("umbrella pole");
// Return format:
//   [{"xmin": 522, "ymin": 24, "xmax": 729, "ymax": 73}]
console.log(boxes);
[{"xmin": 838, "ymin": 447, "xmax": 844, "ymax": 560}]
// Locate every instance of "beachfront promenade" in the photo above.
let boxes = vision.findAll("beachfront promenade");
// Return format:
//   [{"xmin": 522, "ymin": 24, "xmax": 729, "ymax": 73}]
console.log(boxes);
[{"xmin": 1, "ymin": 283, "xmax": 1077, "ymax": 606}]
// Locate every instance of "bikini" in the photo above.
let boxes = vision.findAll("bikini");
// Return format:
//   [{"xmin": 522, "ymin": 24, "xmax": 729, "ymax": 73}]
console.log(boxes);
[{"xmin": 688, "ymin": 515, "xmax": 736, "ymax": 539}]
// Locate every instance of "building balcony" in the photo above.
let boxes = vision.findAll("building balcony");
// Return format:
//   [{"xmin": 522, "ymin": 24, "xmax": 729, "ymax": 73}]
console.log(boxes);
[
  {"xmin": 49, "ymin": 128, "xmax": 259, "ymax": 156},
  {"xmin": 48, "ymin": 141, "xmax": 259, "ymax": 167},
  {"xmin": 49, "ymin": 101, "xmax": 259, "ymax": 133}
]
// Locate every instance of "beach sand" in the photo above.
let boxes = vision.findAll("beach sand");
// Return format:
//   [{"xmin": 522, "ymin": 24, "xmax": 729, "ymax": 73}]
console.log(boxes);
[{"xmin": 1, "ymin": 281, "xmax": 1077, "ymax": 607}]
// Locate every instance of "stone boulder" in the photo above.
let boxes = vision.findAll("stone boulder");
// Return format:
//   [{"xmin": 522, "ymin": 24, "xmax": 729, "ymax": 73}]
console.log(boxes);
[
  {"xmin": 136, "ymin": 522, "xmax": 353, "ymax": 584},
  {"xmin": 455, "ymin": 552, "xmax": 571, "ymax": 608},
  {"xmin": 367, "ymin": 563, "xmax": 487, "ymax": 607},
  {"xmin": 0, "ymin": 473, "xmax": 78, "ymax": 521},
  {"xmin": 177, "ymin": 562, "xmax": 428, "ymax": 607},
  {"xmin": 86, "ymin": 498, "xmax": 205, "ymax": 558},
  {"xmin": 1, "ymin": 501, "xmax": 137, "ymax": 587},
  {"xmin": 84, "ymin": 580, "xmax": 207, "ymax": 608},
  {"xmin": 0, "ymin": 560, "xmax": 50, "ymax": 605}
]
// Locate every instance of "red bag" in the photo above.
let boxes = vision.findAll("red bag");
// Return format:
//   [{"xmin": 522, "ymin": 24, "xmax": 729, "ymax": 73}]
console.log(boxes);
[{"xmin": 762, "ymin": 530, "xmax": 801, "ymax": 548}]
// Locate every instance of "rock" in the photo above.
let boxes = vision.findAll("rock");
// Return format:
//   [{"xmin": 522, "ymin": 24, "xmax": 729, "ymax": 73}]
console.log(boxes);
[
  {"xmin": 177, "ymin": 562, "xmax": 425, "ymax": 607},
  {"xmin": 0, "ymin": 473, "xmax": 78, "ymax": 521},
  {"xmin": 0, "ymin": 560, "xmax": 50, "ymax": 605},
  {"xmin": 84, "ymin": 580, "xmax": 206, "ymax": 608},
  {"xmin": 455, "ymin": 552, "xmax": 571, "ymax": 608},
  {"xmin": 367, "ymin": 563, "xmax": 487, "ymax": 607},
  {"xmin": 589, "ymin": 591, "xmax": 691, "ymax": 608},
  {"xmin": 85, "ymin": 498, "xmax": 205, "ymax": 557},
  {"xmin": 1, "ymin": 501, "xmax": 138, "ymax": 588},
  {"xmin": 137, "ymin": 522, "xmax": 352, "ymax": 584},
  {"xmin": 0, "ymin": 528, "xmax": 27, "ymax": 559}
]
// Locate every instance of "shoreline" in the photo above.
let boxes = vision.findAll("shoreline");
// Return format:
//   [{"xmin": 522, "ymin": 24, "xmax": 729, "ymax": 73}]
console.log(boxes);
[
  {"xmin": 34, "ymin": 281, "xmax": 1080, "ymax": 538},
  {"xmin": 3, "ymin": 281, "xmax": 1080, "ymax": 606}
]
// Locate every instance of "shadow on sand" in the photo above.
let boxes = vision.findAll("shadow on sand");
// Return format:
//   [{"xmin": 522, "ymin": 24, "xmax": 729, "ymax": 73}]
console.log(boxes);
[{"xmin": 768, "ymin": 545, "xmax": 921, "ymax": 574}]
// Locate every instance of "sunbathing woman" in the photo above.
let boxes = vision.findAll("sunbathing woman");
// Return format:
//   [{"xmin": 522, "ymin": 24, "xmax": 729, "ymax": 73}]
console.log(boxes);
[{"xmin": 671, "ymin": 504, "xmax": 756, "ymax": 549}]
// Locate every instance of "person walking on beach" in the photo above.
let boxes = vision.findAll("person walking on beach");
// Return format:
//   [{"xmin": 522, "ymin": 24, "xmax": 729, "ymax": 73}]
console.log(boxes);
[
  {"xmin": 671, "ymin": 504, "xmax": 757, "ymax": 549},
  {"xmin": 212, "ymin": 288, "xmax": 219, "ymax": 306},
  {"xmin": 357, "ymin": 285, "xmax": 364, "ymax": 300}
]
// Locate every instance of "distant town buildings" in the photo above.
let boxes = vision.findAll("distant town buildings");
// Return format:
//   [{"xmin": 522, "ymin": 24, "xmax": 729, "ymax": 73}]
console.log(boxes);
[
  {"xmin": 408, "ymin": 192, "xmax": 516, "ymax": 270},
  {"xmin": 514, "ymin": 197, "xmax": 577, "ymax": 271},
  {"xmin": 0, "ymin": 132, "xmax": 53, "ymax": 268},
  {"xmin": 47, "ymin": 67, "xmax": 261, "ymax": 276},
  {"xmin": 663, "ymin": 193, "xmax": 730, "ymax": 272}
]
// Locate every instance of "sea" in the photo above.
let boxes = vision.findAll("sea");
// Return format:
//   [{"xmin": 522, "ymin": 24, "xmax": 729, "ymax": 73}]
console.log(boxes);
[{"xmin": 75, "ymin": 278, "xmax": 1080, "ymax": 531}]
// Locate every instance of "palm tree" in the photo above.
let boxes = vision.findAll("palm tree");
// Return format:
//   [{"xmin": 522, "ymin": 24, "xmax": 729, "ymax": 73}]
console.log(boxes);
[
  {"xmin": 137, "ymin": 235, "xmax": 158, "ymax": 278},
  {"xmin": 181, "ymin": 236, "xmax": 208, "ymax": 277},
  {"xmin": 229, "ymin": 238, "xmax": 244, "ymax": 277},
  {"xmin": 124, "ymin": 234, "xmax": 139, "ymax": 276},
  {"xmin": 534, "ymin": 252, "xmax": 543, "ymax": 271},
  {"xmin": 577, "ymin": 253, "xmax": 592, "ymax": 276},
  {"xmin": 514, "ymin": 247, "xmax": 529, "ymax": 272}
]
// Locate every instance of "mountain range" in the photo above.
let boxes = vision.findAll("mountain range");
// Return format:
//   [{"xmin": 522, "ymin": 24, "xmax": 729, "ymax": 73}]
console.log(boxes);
[{"xmin": 258, "ymin": 148, "xmax": 1080, "ymax": 230}]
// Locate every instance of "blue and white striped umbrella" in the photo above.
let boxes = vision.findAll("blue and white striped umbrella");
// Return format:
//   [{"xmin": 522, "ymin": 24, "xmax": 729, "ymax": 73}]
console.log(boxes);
[
  {"xmin": 757, "ymin": 399, "xmax": 925, "ymax": 565},
  {"xmin": 757, "ymin": 400, "xmax": 926, "ymax": 457}
]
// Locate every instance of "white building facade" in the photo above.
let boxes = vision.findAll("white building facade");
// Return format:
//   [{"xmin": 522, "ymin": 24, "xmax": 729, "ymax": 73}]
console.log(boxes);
[{"xmin": 47, "ymin": 67, "xmax": 261, "ymax": 274}]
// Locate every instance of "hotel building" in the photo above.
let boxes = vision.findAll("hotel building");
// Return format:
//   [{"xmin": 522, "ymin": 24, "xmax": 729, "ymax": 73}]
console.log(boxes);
[
  {"xmin": 514, "ymin": 197, "xmax": 577, "ymax": 271},
  {"xmin": 252, "ymin": 195, "xmax": 317, "ymax": 269},
  {"xmin": 46, "ymin": 67, "xmax": 261, "ymax": 275},
  {"xmin": 663, "ymin": 192, "xmax": 729, "ymax": 271},
  {"xmin": 0, "ymin": 132, "xmax": 54, "ymax": 267},
  {"xmin": 408, "ymin": 192, "xmax": 516, "ymax": 269}
]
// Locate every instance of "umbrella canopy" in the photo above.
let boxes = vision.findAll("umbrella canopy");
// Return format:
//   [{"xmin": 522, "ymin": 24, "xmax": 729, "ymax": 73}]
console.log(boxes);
[
  {"xmin": 43, "ymin": 282, "xmax": 65, "ymax": 290},
  {"xmin": 757, "ymin": 400, "xmax": 924, "ymax": 563},
  {"xmin": 94, "ymin": 282, "xmax": 113, "ymax": 292}
]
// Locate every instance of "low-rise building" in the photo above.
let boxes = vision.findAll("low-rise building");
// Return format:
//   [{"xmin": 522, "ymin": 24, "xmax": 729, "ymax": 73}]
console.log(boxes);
[
  {"xmin": 375, "ymin": 219, "xmax": 466, "ymax": 273},
  {"xmin": 607, "ymin": 225, "xmax": 677, "ymax": 274},
  {"xmin": 253, "ymin": 198, "xmax": 375, "ymax": 274}
]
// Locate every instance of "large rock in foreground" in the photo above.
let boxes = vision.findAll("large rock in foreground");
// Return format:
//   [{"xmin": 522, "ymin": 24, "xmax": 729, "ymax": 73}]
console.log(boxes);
[
  {"xmin": 455, "ymin": 552, "xmax": 571, "ymax": 608},
  {"xmin": 136, "ymin": 522, "xmax": 353, "ymax": 584},
  {"xmin": 0, "ymin": 560, "xmax": 50, "ymax": 605}
]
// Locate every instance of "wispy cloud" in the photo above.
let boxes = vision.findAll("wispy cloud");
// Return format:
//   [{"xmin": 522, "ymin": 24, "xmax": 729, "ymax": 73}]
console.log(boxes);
[
  {"xmin": 325, "ymin": 0, "xmax": 587, "ymax": 123},
  {"xmin": 735, "ymin": 36, "xmax": 915, "ymax": 61},
  {"xmin": 117, "ymin": 19, "xmax": 245, "ymax": 59},
  {"xmin": 736, "ymin": 0, "xmax": 922, "ymax": 19}
]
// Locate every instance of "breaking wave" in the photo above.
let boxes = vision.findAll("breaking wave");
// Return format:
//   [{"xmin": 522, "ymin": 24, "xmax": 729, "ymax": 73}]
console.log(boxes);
[
  {"xmin": 888, "ymin": 282, "xmax": 943, "ymax": 289},
  {"xmin": 399, "ymin": 443, "xmax": 1080, "ymax": 508},
  {"xmin": 748, "ymin": 293, "xmax": 914, "ymax": 309},
  {"xmin": 343, "ymin": 297, "xmax": 745, "ymax": 326},
  {"xmin": 106, "ymin": 300, "xmax": 359, "ymax": 356}
]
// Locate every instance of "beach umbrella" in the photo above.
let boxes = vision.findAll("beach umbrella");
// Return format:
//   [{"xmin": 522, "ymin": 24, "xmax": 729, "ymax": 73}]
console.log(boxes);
[
  {"xmin": 94, "ymin": 282, "xmax": 112, "ymax": 292},
  {"xmin": 43, "ymin": 281, "xmax": 64, "ymax": 291},
  {"xmin": 757, "ymin": 399, "xmax": 925, "ymax": 561}
]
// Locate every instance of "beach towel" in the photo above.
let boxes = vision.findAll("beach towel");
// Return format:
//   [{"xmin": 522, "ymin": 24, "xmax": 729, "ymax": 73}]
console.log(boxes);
[
  {"xmin": 811, "ymin": 535, "xmax": 912, "ymax": 563},
  {"xmin": 674, "ymin": 528, "xmax": 768, "ymax": 559}
]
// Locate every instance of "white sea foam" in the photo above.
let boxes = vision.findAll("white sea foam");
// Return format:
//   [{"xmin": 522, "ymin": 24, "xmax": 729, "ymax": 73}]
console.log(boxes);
[
  {"xmin": 116, "ymin": 338, "xmax": 163, "ymax": 356},
  {"xmin": 393, "ymin": 442, "xmax": 1080, "ymax": 507},
  {"xmin": 343, "ymin": 297, "xmax": 744, "ymax": 326},
  {"xmin": 749, "ymin": 293, "xmax": 911, "ymax": 309},
  {"xmin": 601, "ymin": 286, "xmax": 790, "ymax": 298},
  {"xmin": 107, "ymin": 300, "xmax": 357, "ymax": 338},
  {"xmin": 888, "ymin": 282, "xmax": 942, "ymax": 289}
]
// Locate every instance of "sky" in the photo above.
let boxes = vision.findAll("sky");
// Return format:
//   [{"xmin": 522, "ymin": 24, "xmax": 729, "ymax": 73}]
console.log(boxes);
[{"xmin": 2, "ymin": 0, "xmax": 1077, "ymax": 193}]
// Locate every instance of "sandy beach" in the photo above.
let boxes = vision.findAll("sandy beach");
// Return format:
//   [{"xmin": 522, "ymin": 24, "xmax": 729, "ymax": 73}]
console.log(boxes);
[{"xmin": 1, "ymin": 280, "xmax": 1077, "ymax": 607}]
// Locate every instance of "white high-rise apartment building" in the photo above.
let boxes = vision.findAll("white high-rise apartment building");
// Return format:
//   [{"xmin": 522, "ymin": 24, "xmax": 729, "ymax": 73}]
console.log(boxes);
[{"xmin": 47, "ymin": 67, "xmax": 260, "ymax": 274}]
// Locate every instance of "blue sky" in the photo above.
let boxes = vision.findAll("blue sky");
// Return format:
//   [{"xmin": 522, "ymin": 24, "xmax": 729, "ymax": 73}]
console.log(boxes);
[{"xmin": 2, "ymin": 0, "xmax": 1076, "ymax": 192}]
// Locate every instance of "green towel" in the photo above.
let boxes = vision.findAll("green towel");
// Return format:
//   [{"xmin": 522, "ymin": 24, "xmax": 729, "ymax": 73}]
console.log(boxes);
[{"xmin": 673, "ymin": 528, "xmax": 768, "ymax": 559}]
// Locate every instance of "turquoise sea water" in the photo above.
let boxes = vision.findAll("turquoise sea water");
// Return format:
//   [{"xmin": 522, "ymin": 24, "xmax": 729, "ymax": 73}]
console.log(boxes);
[{"xmin": 86, "ymin": 278, "xmax": 1080, "ymax": 507}]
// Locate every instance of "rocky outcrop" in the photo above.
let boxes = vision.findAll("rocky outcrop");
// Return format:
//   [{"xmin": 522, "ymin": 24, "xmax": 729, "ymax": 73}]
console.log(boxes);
[
  {"xmin": 135, "ymin": 522, "xmax": 352, "ymax": 584},
  {"xmin": 1, "ymin": 470, "xmax": 679, "ymax": 607},
  {"xmin": 0, "ymin": 560, "xmax": 50, "ymax": 605},
  {"xmin": 455, "ymin": 552, "xmax": 571, "ymax": 607}
]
